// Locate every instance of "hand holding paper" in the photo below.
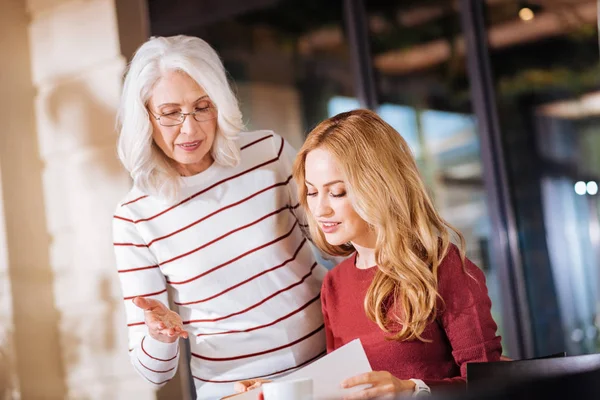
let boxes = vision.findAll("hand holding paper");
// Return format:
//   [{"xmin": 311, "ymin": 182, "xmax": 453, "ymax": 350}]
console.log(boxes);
[
  {"xmin": 234, "ymin": 379, "xmax": 271, "ymax": 393},
  {"xmin": 340, "ymin": 371, "xmax": 416, "ymax": 399},
  {"xmin": 225, "ymin": 339, "xmax": 372, "ymax": 400}
]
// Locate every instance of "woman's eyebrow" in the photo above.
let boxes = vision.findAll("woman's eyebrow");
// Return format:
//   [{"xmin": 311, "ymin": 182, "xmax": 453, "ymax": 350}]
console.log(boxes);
[
  {"xmin": 157, "ymin": 95, "xmax": 209, "ymax": 108},
  {"xmin": 305, "ymin": 179, "xmax": 344, "ymax": 187}
]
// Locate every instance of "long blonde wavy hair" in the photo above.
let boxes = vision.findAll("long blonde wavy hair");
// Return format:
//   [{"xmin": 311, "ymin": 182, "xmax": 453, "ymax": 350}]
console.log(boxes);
[{"xmin": 293, "ymin": 109, "xmax": 466, "ymax": 341}]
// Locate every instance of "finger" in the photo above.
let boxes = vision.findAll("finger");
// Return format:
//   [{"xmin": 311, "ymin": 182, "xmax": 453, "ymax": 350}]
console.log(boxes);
[
  {"xmin": 155, "ymin": 325, "xmax": 187, "ymax": 339},
  {"xmin": 343, "ymin": 385, "xmax": 393, "ymax": 400},
  {"xmin": 341, "ymin": 371, "xmax": 382, "ymax": 388},
  {"xmin": 133, "ymin": 297, "xmax": 165, "ymax": 312},
  {"xmin": 147, "ymin": 321, "xmax": 165, "ymax": 333},
  {"xmin": 252, "ymin": 379, "xmax": 271, "ymax": 386},
  {"xmin": 145, "ymin": 314, "xmax": 166, "ymax": 329},
  {"xmin": 232, "ymin": 379, "xmax": 267, "ymax": 393},
  {"xmin": 248, "ymin": 382, "xmax": 264, "ymax": 390},
  {"xmin": 145, "ymin": 315, "xmax": 166, "ymax": 330},
  {"xmin": 233, "ymin": 381, "xmax": 251, "ymax": 393},
  {"xmin": 160, "ymin": 327, "xmax": 176, "ymax": 337}
]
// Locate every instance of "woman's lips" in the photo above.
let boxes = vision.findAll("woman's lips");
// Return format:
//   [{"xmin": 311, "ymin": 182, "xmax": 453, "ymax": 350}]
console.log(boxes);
[
  {"xmin": 320, "ymin": 222, "xmax": 341, "ymax": 234},
  {"xmin": 177, "ymin": 140, "xmax": 201, "ymax": 152}
]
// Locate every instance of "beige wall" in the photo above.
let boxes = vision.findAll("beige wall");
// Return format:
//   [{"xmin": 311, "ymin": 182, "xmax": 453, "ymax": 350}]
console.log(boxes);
[
  {"xmin": 0, "ymin": 0, "xmax": 159, "ymax": 398},
  {"xmin": 0, "ymin": 0, "xmax": 65, "ymax": 398},
  {"xmin": 0, "ymin": 161, "xmax": 18, "ymax": 399}
]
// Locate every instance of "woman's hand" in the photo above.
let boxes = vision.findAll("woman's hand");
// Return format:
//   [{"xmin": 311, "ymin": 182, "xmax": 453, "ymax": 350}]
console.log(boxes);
[
  {"xmin": 341, "ymin": 371, "xmax": 416, "ymax": 399},
  {"xmin": 132, "ymin": 297, "xmax": 188, "ymax": 343},
  {"xmin": 233, "ymin": 379, "xmax": 271, "ymax": 393}
]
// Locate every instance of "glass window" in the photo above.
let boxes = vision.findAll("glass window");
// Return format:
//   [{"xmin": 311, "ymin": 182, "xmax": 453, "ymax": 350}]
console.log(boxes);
[{"xmin": 486, "ymin": 0, "xmax": 600, "ymax": 355}]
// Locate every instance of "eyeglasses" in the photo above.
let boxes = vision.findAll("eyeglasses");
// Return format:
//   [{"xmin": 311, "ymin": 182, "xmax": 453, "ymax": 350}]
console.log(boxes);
[{"xmin": 148, "ymin": 105, "xmax": 217, "ymax": 127}]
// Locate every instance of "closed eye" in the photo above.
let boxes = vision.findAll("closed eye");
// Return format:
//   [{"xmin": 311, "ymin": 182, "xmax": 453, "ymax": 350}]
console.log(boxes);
[{"xmin": 306, "ymin": 192, "xmax": 317, "ymax": 197}]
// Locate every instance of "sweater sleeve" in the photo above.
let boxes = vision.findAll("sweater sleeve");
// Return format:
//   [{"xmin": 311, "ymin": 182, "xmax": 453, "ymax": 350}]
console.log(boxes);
[
  {"xmin": 113, "ymin": 206, "xmax": 180, "ymax": 388},
  {"xmin": 320, "ymin": 274, "xmax": 336, "ymax": 354},
  {"xmin": 425, "ymin": 246, "xmax": 502, "ymax": 388}
]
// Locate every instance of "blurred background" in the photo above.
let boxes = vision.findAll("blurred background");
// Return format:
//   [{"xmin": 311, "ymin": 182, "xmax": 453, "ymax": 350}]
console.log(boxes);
[{"xmin": 1, "ymin": 0, "xmax": 600, "ymax": 398}]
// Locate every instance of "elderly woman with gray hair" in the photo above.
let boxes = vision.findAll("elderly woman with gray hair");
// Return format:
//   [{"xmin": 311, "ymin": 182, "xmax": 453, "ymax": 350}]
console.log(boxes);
[{"xmin": 113, "ymin": 35, "xmax": 327, "ymax": 399}]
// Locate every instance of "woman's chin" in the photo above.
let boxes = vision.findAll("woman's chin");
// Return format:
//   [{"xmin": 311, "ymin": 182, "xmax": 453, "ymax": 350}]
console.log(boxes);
[{"xmin": 323, "ymin": 234, "xmax": 348, "ymax": 247}]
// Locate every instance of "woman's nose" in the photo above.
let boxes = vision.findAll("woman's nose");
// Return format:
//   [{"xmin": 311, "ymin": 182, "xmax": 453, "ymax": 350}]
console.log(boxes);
[
  {"xmin": 179, "ymin": 114, "xmax": 198, "ymax": 135},
  {"xmin": 314, "ymin": 196, "xmax": 333, "ymax": 218}
]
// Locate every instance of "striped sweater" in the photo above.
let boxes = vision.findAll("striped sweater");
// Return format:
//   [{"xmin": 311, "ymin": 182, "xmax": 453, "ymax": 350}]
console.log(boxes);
[{"xmin": 113, "ymin": 131, "xmax": 327, "ymax": 399}]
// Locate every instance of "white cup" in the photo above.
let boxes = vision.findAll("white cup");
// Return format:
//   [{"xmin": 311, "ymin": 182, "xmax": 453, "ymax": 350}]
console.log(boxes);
[{"xmin": 261, "ymin": 378, "xmax": 313, "ymax": 400}]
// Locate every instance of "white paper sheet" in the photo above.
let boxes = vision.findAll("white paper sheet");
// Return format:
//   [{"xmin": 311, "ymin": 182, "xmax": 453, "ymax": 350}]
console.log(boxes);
[{"xmin": 225, "ymin": 339, "xmax": 372, "ymax": 400}]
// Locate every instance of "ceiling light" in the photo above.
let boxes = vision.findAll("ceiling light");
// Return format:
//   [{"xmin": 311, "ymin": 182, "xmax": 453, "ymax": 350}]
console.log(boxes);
[{"xmin": 519, "ymin": 7, "xmax": 535, "ymax": 22}]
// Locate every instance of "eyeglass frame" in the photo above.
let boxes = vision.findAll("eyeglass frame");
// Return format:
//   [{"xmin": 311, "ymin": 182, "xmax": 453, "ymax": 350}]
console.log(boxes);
[{"xmin": 147, "ymin": 104, "xmax": 218, "ymax": 127}]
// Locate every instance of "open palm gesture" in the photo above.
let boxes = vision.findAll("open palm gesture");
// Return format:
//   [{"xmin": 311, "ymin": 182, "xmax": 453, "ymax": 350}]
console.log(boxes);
[{"xmin": 132, "ymin": 297, "xmax": 188, "ymax": 343}]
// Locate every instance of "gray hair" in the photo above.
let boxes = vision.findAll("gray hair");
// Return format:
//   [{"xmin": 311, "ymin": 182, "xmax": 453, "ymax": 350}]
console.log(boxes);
[{"xmin": 117, "ymin": 35, "xmax": 243, "ymax": 200}]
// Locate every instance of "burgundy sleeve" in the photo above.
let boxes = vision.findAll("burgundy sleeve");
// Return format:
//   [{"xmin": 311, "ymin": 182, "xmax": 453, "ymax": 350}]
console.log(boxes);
[{"xmin": 424, "ymin": 245, "xmax": 502, "ymax": 388}]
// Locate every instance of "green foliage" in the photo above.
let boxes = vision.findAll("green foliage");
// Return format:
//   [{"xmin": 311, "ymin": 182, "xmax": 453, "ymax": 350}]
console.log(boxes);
[{"xmin": 498, "ymin": 64, "xmax": 600, "ymax": 98}]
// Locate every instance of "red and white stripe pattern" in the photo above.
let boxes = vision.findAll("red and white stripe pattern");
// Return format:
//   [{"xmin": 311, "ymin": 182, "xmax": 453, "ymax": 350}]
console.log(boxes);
[{"xmin": 113, "ymin": 131, "xmax": 326, "ymax": 399}]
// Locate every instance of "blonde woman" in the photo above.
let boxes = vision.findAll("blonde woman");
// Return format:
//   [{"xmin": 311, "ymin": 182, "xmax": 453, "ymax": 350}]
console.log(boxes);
[
  {"xmin": 290, "ymin": 109, "xmax": 502, "ymax": 398},
  {"xmin": 114, "ymin": 35, "xmax": 328, "ymax": 400}
]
